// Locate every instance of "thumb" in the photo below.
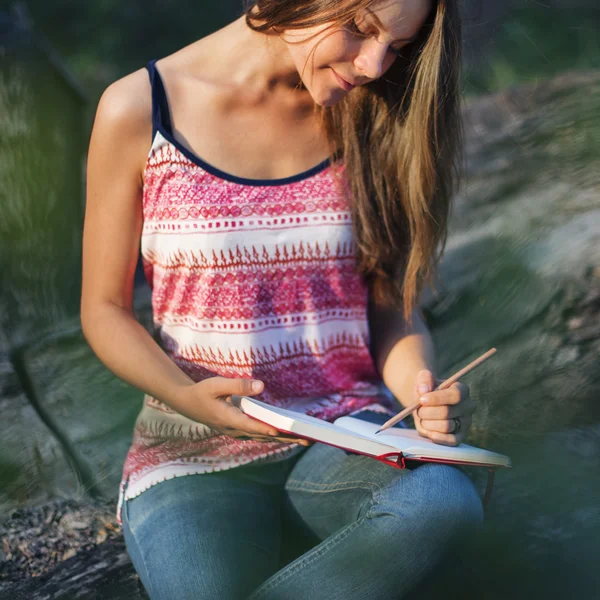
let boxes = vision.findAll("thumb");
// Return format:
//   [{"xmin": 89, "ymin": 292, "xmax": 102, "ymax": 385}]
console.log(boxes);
[
  {"xmin": 415, "ymin": 369, "xmax": 435, "ymax": 397},
  {"xmin": 203, "ymin": 376, "xmax": 264, "ymax": 399}
]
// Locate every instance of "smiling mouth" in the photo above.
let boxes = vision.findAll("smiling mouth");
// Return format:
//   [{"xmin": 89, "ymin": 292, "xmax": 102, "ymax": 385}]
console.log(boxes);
[{"xmin": 331, "ymin": 69, "xmax": 356, "ymax": 92}]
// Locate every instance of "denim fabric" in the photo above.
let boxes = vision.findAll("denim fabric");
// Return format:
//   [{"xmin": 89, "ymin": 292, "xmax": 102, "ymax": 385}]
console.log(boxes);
[{"xmin": 121, "ymin": 443, "xmax": 483, "ymax": 600}]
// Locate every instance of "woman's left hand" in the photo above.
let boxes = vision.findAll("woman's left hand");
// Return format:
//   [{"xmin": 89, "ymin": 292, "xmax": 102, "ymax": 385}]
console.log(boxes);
[{"xmin": 411, "ymin": 369, "xmax": 476, "ymax": 447}]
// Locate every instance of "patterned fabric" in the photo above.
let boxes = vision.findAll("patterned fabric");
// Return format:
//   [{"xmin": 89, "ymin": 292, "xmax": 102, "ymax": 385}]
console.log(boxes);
[{"xmin": 116, "ymin": 60, "xmax": 392, "ymax": 523}]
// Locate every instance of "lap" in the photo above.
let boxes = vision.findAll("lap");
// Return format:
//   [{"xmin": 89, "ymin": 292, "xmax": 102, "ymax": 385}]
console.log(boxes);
[
  {"xmin": 121, "ymin": 460, "xmax": 293, "ymax": 600},
  {"xmin": 248, "ymin": 444, "xmax": 484, "ymax": 599},
  {"xmin": 121, "ymin": 445, "xmax": 483, "ymax": 600},
  {"xmin": 283, "ymin": 442, "xmax": 483, "ymax": 542}
]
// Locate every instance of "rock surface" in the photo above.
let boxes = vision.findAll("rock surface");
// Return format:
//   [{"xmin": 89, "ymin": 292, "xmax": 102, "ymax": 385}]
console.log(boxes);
[
  {"xmin": 422, "ymin": 70, "xmax": 600, "ymax": 598},
  {"xmin": 1, "ymin": 536, "xmax": 146, "ymax": 600},
  {"xmin": 0, "ymin": 393, "xmax": 80, "ymax": 520},
  {"xmin": 0, "ymin": 27, "xmax": 87, "ymax": 520},
  {"xmin": 0, "ymin": 500, "xmax": 121, "ymax": 583}
]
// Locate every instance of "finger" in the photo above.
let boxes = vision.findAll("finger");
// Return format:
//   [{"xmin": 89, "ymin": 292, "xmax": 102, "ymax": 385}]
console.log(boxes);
[
  {"xmin": 268, "ymin": 431, "xmax": 312, "ymax": 445},
  {"xmin": 202, "ymin": 377, "xmax": 276, "ymax": 437},
  {"xmin": 417, "ymin": 399, "xmax": 476, "ymax": 421},
  {"xmin": 418, "ymin": 413, "xmax": 473, "ymax": 433},
  {"xmin": 415, "ymin": 369, "xmax": 436, "ymax": 397},
  {"xmin": 412, "ymin": 411, "xmax": 432, "ymax": 440},
  {"xmin": 218, "ymin": 430, "xmax": 311, "ymax": 446},
  {"xmin": 276, "ymin": 437, "xmax": 312, "ymax": 446},
  {"xmin": 455, "ymin": 416, "xmax": 473, "ymax": 438},
  {"xmin": 420, "ymin": 382, "xmax": 466, "ymax": 406},
  {"xmin": 451, "ymin": 381, "xmax": 470, "ymax": 399},
  {"xmin": 216, "ymin": 428, "xmax": 267, "ymax": 438},
  {"xmin": 203, "ymin": 376, "xmax": 264, "ymax": 399},
  {"xmin": 425, "ymin": 416, "xmax": 472, "ymax": 445},
  {"xmin": 262, "ymin": 432, "xmax": 312, "ymax": 446},
  {"xmin": 419, "ymin": 419, "xmax": 458, "ymax": 434},
  {"xmin": 223, "ymin": 407, "xmax": 280, "ymax": 437},
  {"xmin": 426, "ymin": 431, "xmax": 460, "ymax": 447},
  {"xmin": 436, "ymin": 381, "xmax": 469, "ymax": 397}
]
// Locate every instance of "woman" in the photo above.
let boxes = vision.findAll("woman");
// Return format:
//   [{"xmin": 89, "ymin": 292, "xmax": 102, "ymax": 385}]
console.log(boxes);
[{"xmin": 81, "ymin": 0, "xmax": 481, "ymax": 598}]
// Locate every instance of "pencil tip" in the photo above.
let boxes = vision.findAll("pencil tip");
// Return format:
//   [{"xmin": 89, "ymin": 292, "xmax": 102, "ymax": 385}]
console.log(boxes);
[{"xmin": 374, "ymin": 428, "xmax": 381, "ymax": 435}]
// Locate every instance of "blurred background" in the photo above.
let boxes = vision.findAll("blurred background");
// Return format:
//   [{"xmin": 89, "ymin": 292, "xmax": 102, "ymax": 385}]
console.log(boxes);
[{"xmin": 1, "ymin": 1, "xmax": 599, "ymax": 598}]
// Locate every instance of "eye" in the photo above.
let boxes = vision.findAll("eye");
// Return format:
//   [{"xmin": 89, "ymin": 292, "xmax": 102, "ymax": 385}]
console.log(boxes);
[
  {"xmin": 346, "ymin": 19, "xmax": 405, "ymax": 58},
  {"xmin": 345, "ymin": 19, "xmax": 367, "ymax": 37}
]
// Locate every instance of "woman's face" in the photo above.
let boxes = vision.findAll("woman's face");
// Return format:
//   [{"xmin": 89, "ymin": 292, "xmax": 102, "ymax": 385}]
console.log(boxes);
[{"xmin": 282, "ymin": 0, "xmax": 433, "ymax": 106}]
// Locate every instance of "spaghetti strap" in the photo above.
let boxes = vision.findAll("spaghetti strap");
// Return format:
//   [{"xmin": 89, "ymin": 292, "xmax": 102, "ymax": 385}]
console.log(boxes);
[{"xmin": 145, "ymin": 59, "xmax": 173, "ymax": 140}]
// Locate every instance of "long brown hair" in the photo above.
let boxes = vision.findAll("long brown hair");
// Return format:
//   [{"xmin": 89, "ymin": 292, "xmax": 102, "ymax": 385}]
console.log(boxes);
[{"xmin": 246, "ymin": 0, "xmax": 463, "ymax": 322}]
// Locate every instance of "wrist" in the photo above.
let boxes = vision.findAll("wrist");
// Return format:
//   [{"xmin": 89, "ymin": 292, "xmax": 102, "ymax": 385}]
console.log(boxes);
[
  {"xmin": 168, "ymin": 378, "xmax": 199, "ymax": 413},
  {"xmin": 383, "ymin": 364, "xmax": 436, "ymax": 409}
]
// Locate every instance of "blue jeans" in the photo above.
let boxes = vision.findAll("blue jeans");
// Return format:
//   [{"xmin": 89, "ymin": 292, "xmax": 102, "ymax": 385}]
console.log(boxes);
[{"xmin": 121, "ymin": 443, "xmax": 483, "ymax": 600}]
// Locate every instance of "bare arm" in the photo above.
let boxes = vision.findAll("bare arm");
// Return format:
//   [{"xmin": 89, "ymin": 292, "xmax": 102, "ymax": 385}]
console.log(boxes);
[
  {"xmin": 80, "ymin": 70, "xmax": 196, "ymax": 411},
  {"xmin": 368, "ymin": 298, "xmax": 437, "ymax": 410},
  {"xmin": 80, "ymin": 71, "xmax": 307, "ymax": 443},
  {"xmin": 368, "ymin": 295, "xmax": 476, "ymax": 446}
]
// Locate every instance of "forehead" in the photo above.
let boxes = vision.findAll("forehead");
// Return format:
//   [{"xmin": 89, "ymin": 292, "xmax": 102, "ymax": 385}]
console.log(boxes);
[{"xmin": 362, "ymin": 0, "xmax": 433, "ymax": 38}]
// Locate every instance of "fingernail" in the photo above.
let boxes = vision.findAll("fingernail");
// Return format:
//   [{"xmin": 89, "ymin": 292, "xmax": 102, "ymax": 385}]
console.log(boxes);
[
  {"xmin": 251, "ymin": 380, "xmax": 263, "ymax": 392},
  {"xmin": 418, "ymin": 385, "xmax": 430, "ymax": 394},
  {"xmin": 420, "ymin": 396, "xmax": 429, "ymax": 404}
]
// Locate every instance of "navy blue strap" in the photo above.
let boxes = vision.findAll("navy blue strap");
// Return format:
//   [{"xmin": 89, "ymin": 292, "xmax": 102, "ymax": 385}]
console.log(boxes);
[{"xmin": 145, "ymin": 59, "xmax": 172, "ymax": 139}]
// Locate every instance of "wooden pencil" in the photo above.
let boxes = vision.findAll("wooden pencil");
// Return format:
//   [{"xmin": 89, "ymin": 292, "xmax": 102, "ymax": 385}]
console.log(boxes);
[{"xmin": 374, "ymin": 348, "xmax": 497, "ymax": 434}]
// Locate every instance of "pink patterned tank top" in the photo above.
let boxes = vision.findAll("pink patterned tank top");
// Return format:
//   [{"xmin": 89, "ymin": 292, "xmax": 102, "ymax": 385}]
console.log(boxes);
[{"xmin": 116, "ymin": 59, "xmax": 393, "ymax": 523}]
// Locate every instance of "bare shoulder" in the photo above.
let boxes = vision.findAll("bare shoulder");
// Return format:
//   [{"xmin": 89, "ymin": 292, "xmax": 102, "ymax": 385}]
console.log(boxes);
[
  {"xmin": 89, "ymin": 67, "xmax": 153, "ymax": 178},
  {"xmin": 94, "ymin": 68, "xmax": 152, "ymax": 140}
]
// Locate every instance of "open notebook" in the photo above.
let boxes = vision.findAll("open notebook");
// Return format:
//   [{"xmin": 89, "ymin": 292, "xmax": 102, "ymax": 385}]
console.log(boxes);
[
  {"xmin": 233, "ymin": 396, "xmax": 510, "ymax": 504},
  {"xmin": 234, "ymin": 396, "xmax": 510, "ymax": 469}
]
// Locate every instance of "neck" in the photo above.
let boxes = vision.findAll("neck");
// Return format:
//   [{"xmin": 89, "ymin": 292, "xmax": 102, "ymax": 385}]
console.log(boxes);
[{"xmin": 209, "ymin": 16, "xmax": 312, "ymax": 105}]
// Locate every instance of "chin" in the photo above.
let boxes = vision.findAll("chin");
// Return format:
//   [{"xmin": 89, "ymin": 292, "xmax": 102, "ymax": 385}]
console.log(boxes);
[{"xmin": 309, "ymin": 86, "xmax": 346, "ymax": 108}]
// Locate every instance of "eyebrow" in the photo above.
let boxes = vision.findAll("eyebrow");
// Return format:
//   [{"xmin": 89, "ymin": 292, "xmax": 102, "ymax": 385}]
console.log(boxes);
[{"xmin": 365, "ymin": 8, "xmax": 419, "ymax": 45}]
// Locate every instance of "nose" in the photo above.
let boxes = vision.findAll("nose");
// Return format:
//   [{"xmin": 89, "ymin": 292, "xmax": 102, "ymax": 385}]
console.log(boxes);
[{"xmin": 354, "ymin": 39, "xmax": 388, "ymax": 81}]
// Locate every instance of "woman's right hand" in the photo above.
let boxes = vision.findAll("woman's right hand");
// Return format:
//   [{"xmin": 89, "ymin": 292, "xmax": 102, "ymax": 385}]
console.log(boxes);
[{"xmin": 175, "ymin": 377, "xmax": 311, "ymax": 446}]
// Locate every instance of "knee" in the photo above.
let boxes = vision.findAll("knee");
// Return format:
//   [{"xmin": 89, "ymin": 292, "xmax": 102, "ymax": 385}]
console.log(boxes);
[
  {"xmin": 374, "ymin": 464, "xmax": 483, "ymax": 543},
  {"xmin": 411, "ymin": 464, "xmax": 484, "ymax": 536}
]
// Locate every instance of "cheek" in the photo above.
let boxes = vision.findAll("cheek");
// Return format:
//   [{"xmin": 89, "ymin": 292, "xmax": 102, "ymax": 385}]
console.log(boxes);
[
  {"xmin": 320, "ymin": 33, "xmax": 359, "ymax": 68},
  {"xmin": 291, "ymin": 31, "xmax": 356, "ymax": 74}
]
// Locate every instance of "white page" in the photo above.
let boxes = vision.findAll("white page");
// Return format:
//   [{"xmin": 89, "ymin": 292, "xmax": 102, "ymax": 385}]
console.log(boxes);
[
  {"xmin": 235, "ymin": 397, "xmax": 402, "ymax": 457},
  {"xmin": 334, "ymin": 416, "xmax": 511, "ymax": 467},
  {"xmin": 234, "ymin": 396, "xmax": 510, "ymax": 468}
]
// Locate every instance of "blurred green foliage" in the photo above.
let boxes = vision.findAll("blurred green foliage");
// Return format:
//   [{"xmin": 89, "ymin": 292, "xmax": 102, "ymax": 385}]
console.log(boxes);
[
  {"xmin": 7, "ymin": 0, "xmax": 244, "ymax": 104},
  {"xmin": 464, "ymin": 5, "xmax": 600, "ymax": 95},
  {"xmin": 0, "ymin": 36, "xmax": 86, "ymax": 342},
  {"xmin": 6, "ymin": 1, "xmax": 600, "ymax": 103}
]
